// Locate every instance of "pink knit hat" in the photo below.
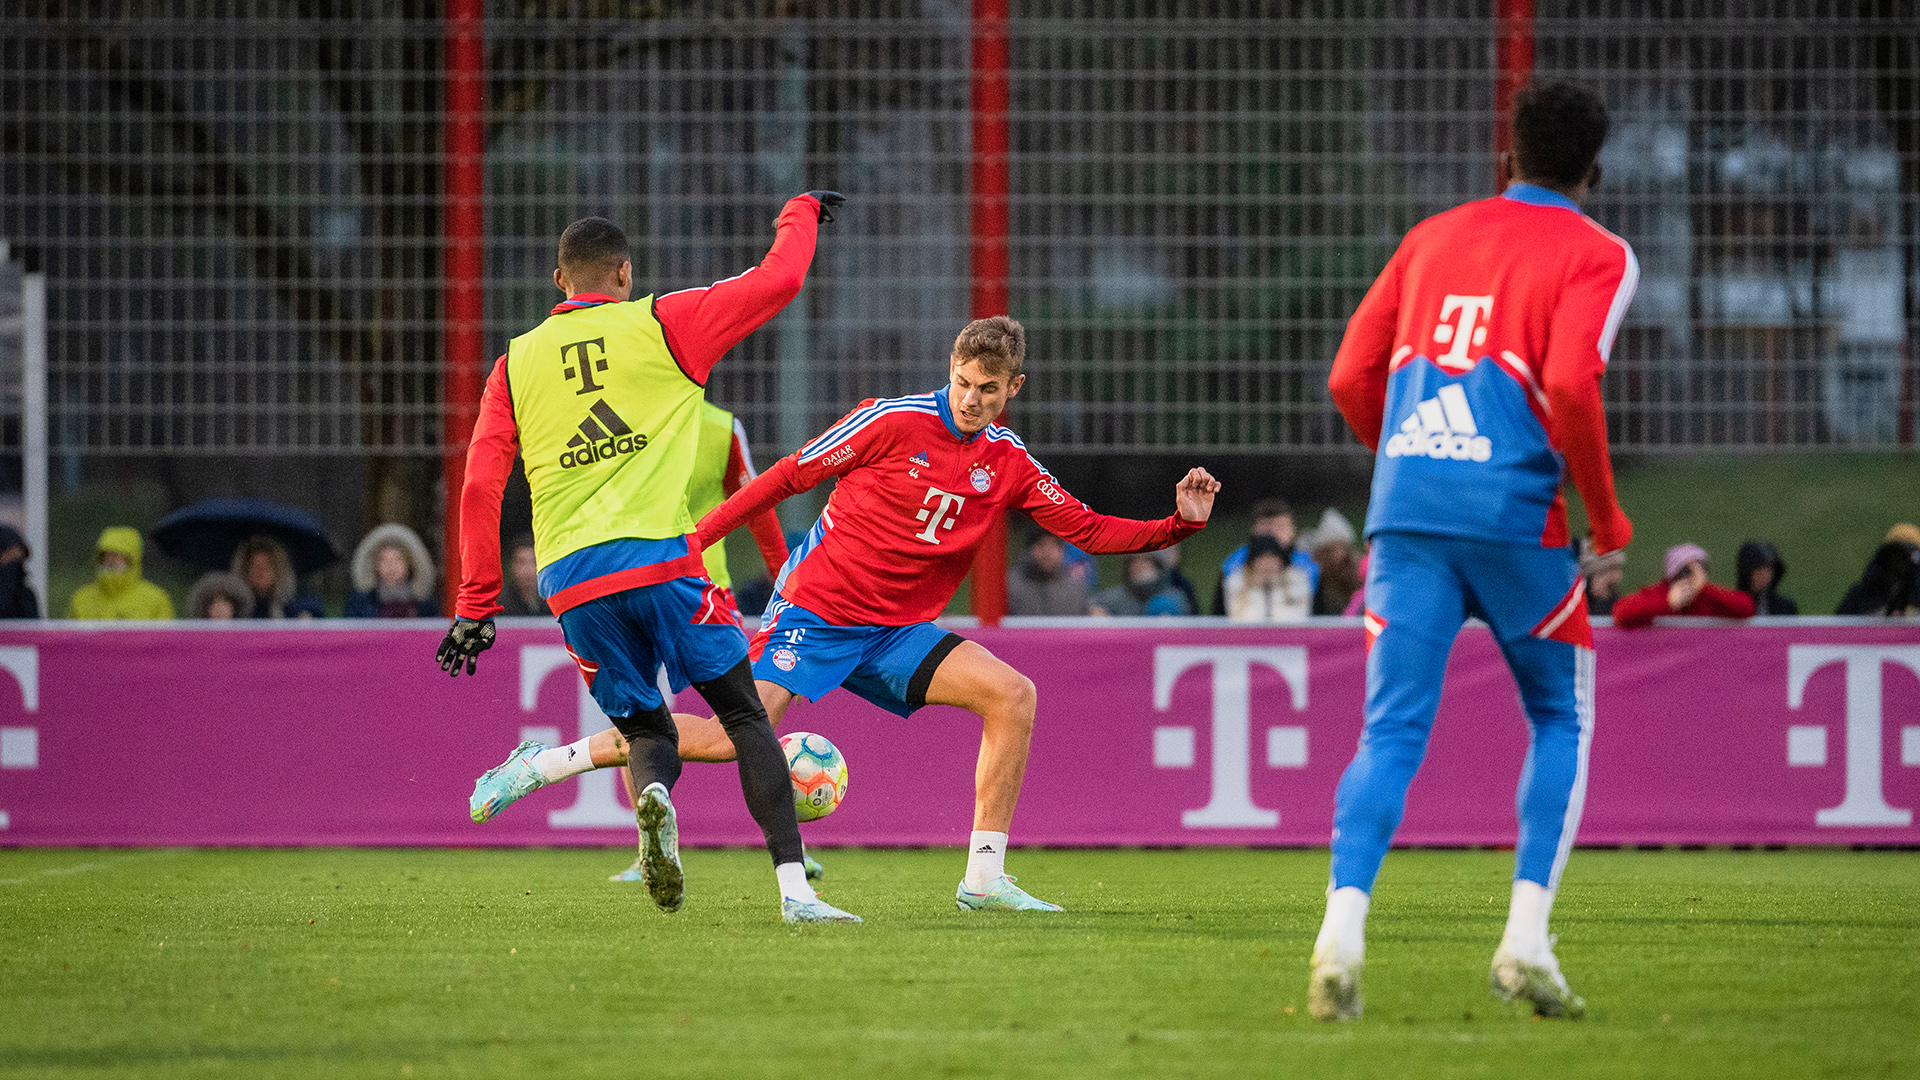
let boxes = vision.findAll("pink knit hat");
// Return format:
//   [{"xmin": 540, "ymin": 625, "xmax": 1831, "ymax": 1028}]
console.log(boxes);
[{"xmin": 1663, "ymin": 542, "xmax": 1709, "ymax": 582}]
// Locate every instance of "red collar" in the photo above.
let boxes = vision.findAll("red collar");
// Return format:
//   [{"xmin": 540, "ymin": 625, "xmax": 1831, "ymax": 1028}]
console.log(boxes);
[{"xmin": 551, "ymin": 292, "xmax": 621, "ymax": 315}]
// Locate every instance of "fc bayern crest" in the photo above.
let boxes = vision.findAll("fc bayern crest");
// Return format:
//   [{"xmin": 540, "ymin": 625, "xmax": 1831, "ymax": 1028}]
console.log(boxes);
[
  {"xmin": 771, "ymin": 647, "xmax": 798, "ymax": 672},
  {"xmin": 969, "ymin": 466, "xmax": 993, "ymax": 493}
]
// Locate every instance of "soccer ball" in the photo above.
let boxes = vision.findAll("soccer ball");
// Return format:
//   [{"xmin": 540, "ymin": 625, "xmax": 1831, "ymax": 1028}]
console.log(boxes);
[{"xmin": 781, "ymin": 731, "xmax": 848, "ymax": 822}]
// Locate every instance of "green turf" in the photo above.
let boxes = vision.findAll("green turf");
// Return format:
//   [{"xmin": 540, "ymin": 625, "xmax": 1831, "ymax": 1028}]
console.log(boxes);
[{"xmin": 2, "ymin": 848, "xmax": 1914, "ymax": 1078}]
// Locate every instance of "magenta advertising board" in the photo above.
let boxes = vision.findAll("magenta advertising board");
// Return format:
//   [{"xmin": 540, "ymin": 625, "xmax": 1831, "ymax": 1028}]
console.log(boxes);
[{"xmin": 0, "ymin": 621, "xmax": 1915, "ymax": 848}]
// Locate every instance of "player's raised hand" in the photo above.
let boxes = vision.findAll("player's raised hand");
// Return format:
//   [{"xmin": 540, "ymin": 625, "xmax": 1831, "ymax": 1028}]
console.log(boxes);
[
  {"xmin": 804, "ymin": 190, "xmax": 846, "ymax": 224},
  {"xmin": 1174, "ymin": 467, "xmax": 1221, "ymax": 523},
  {"xmin": 437, "ymin": 617, "xmax": 496, "ymax": 677}
]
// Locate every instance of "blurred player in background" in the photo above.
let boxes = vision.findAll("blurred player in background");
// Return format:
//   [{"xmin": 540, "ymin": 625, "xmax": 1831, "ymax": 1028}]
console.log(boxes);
[
  {"xmin": 1310, "ymin": 82, "xmax": 1636, "ymax": 1020},
  {"xmin": 442, "ymin": 189, "xmax": 863, "ymax": 924},
  {"xmin": 475, "ymin": 315, "xmax": 1220, "ymax": 912}
]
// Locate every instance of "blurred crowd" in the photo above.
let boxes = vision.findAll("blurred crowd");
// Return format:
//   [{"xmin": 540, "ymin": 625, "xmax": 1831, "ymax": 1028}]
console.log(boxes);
[{"xmin": 1, "ymin": 501, "xmax": 1915, "ymax": 623}]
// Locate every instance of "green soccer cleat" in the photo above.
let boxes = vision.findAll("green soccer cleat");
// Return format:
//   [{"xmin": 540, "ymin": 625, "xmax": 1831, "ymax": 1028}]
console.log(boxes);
[
  {"xmin": 469, "ymin": 740, "xmax": 548, "ymax": 823},
  {"xmin": 954, "ymin": 874, "xmax": 1063, "ymax": 912},
  {"xmin": 804, "ymin": 853, "xmax": 825, "ymax": 881},
  {"xmin": 1307, "ymin": 959, "xmax": 1363, "ymax": 1022},
  {"xmin": 634, "ymin": 782, "xmax": 684, "ymax": 913},
  {"xmin": 1490, "ymin": 947, "xmax": 1586, "ymax": 1019},
  {"xmin": 781, "ymin": 896, "xmax": 862, "ymax": 924}
]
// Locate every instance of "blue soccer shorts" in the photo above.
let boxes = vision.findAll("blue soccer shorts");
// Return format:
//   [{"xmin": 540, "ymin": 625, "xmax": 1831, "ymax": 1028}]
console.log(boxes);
[
  {"xmin": 748, "ymin": 596, "xmax": 966, "ymax": 718},
  {"xmin": 556, "ymin": 576, "xmax": 747, "ymax": 719}
]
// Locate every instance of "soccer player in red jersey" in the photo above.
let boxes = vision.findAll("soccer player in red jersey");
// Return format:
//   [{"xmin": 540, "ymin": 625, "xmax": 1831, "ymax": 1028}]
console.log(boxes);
[{"xmin": 479, "ymin": 315, "xmax": 1220, "ymax": 911}]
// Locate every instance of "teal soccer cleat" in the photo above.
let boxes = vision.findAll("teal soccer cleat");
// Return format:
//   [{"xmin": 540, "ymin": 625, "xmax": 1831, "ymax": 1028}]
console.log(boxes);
[
  {"xmin": 469, "ymin": 741, "xmax": 548, "ymax": 823},
  {"xmin": 634, "ymin": 782, "xmax": 684, "ymax": 913},
  {"xmin": 804, "ymin": 852, "xmax": 825, "ymax": 881},
  {"xmin": 781, "ymin": 896, "xmax": 862, "ymax": 923},
  {"xmin": 609, "ymin": 856, "xmax": 645, "ymax": 882},
  {"xmin": 955, "ymin": 874, "xmax": 1063, "ymax": 912}
]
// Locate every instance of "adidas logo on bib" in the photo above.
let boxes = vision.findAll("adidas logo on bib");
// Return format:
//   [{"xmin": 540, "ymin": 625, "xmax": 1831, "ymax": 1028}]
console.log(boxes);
[
  {"xmin": 559, "ymin": 400, "xmax": 650, "ymax": 469},
  {"xmin": 1384, "ymin": 383, "xmax": 1493, "ymax": 462}
]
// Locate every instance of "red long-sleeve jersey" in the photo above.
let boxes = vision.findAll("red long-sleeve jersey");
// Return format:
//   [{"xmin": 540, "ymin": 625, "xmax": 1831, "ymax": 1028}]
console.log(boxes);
[
  {"xmin": 1328, "ymin": 184, "xmax": 1635, "ymax": 554},
  {"xmin": 718, "ymin": 413, "xmax": 789, "ymax": 579},
  {"xmin": 1611, "ymin": 581, "xmax": 1756, "ymax": 628},
  {"xmin": 697, "ymin": 388, "xmax": 1204, "ymax": 627},
  {"xmin": 454, "ymin": 194, "xmax": 820, "ymax": 621}
]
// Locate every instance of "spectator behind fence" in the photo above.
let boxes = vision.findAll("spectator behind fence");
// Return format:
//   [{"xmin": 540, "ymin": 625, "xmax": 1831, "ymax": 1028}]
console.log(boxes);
[
  {"xmin": 0, "ymin": 524, "xmax": 40, "ymax": 619},
  {"xmin": 1835, "ymin": 524, "xmax": 1920, "ymax": 616},
  {"xmin": 498, "ymin": 533, "xmax": 550, "ymax": 617},
  {"xmin": 67, "ymin": 526, "xmax": 175, "ymax": 620},
  {"xmin": 188, "ymin": 572, "xmax": 255, "ymax": 619},
  {"xmin": 1226, "ymin": 535, "xmax": 1312, "ymax": 623},
  {"xmin": 1612, "ymin": 542, "xmax": 1754, "ymax": 628},
  {"xmin": 1151, "ymin": 542, "xmax": 1199, "ymax": 615},
  {"xmin": 1305, "ymin": 510, "xmax": 1361, "ymax": 615},
  {"xmin": 1213, "ymin": 499, "xmax": 1319, "ymax": 615},
  {"xmin": 233, "ymin": 533, "xmax": 326, "ymax": 619},
  {"xmin": 1736, "ymin": 540, "xmax": 1798, "ymax": 616},
  {"xmin": 1577, "ymin": 538, "xmax": 1626, "ymax": 617},
  {"xmin": 1091, "ymin": 552, "xmax": 1191, "ymax": 617},
  {"xmin": 346, "ymin": 523, "xmax": 441, "ymax": 618},
  {"xmin": 1007, "ymin": 530, "xmax": 1091, "ymax": 616}
]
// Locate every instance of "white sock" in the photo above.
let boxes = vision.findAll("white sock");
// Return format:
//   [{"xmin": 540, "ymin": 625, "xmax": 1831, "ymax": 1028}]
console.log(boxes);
[
  {"xmin": 1500, "ymin": 879, "xmax": 1555, "ymax": 962},
  {"xmin": 964, "ymin": 831, "xmax": 1009, "ymax": 890},
  {"xmin": 775, "ymin": 861, "xmax": 816, "ymax": 903},
  {"xmin": 1312, "ymin": 885, "xmax": 1369, "ymax": 968},
  {"xmin": 531, "ymin": 739, "xmax": 597, "ymax": 783}
]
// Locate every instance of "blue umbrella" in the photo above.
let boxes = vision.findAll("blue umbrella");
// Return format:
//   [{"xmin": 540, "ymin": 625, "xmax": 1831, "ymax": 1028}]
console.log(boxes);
[{"xmin": 151, "ymin": 498, "xmax": 340, "ymax": 575}]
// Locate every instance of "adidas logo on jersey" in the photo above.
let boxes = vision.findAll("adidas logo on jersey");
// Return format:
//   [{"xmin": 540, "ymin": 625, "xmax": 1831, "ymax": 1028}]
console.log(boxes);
[
  {"xmin": 559, "ymin": 400, "xmax": 649, "ymax": 470},
  {"xmin": 1383, "ymin": 383, "xmax": 1493, "ymax": 462}
]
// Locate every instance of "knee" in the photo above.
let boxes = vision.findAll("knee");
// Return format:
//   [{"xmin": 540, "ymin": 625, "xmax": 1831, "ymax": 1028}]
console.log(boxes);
[{"xmin": 987, "ymin": 672, "xmax": 1037, "ymax": 728}]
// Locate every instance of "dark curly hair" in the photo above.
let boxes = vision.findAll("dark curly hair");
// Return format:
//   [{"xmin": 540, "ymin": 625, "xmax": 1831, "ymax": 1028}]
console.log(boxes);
[{"xmin": 1512, "ymin": 81, "xmax": 1610, "ymax": 191}]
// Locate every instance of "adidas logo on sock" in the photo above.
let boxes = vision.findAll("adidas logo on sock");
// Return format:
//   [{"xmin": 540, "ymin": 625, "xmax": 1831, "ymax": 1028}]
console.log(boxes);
[
  {"xmin": 559, "ymin": 400, "xmax": 649, "ymax": 469},
  {"xmin": 1384, "ymin": 383, "xmax": 1492, "ymax": 462},
  {"xmin": 974, "ymin": 845, "xmax": 997, "ymax": 854}
]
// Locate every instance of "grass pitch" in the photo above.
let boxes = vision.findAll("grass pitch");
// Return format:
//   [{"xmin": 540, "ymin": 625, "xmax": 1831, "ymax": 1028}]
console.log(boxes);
[{"xmin": 2, "ymin": 847, "xmax": 1914, "ymax": 1079}]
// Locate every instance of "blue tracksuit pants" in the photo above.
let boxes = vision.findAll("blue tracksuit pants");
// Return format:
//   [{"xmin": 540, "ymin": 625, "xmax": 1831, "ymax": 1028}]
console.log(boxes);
[{"xmin": 1331, "ymin": 530, "xmax": 1595, "ymax": 893}]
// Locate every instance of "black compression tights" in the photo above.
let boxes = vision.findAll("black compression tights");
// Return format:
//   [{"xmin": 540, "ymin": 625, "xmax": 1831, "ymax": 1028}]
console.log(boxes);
[
  {"xmin": 611, "ymin": 702, "xmax": 681, "ymax": 797},
  {"xmin": 691, "ymin": 659, "xmax": 805, "ymax": 867}
]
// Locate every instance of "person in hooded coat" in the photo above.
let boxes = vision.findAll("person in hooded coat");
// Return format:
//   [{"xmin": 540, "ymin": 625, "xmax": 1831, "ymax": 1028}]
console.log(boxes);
[
  {"xmin": 1835, "ymin": 525, "xmax": 1920, "ymax": 616},
  {"xmin": 1736, "ymin": 540, "xmax": 1798, "ymax": 615},
  {"xmin": 0, "ymin": 524, "xmax": 40, "ymax": 619},
  {"xmin": 67, "ymin": 526, "xmax": 175, "ymax": 619},
  {"xmin": 231, "ymin": 533, "xmax": 327, "ymax": 619},
  {"xmin": 345, "ymin": 523, "xmax": 441, "ymax": 618}
]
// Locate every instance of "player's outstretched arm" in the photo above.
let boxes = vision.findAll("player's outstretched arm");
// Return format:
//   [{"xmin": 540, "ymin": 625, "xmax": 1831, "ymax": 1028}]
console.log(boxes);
[
  {"xmin": 1327, "ymin": 245, "xmax": 1406, "ymax": 450},
  {"xmin": 653, "ymin": 191, "xmax": 840, "ymax": 385},
  {"xmin": 1022, "ymin": 464, "xmax": 1217, "ymax": 555}
]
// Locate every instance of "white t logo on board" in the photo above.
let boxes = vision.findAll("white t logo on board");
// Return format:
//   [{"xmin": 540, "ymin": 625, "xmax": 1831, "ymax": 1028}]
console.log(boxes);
[
  {"xmin": 1151, "ymin": 645, "xmax": 1309, "ymax": 828},
  {"xmin": 1433, "ymin": 294, "xmax": 1494, "ymax": 370},
  {"xmin": 0, "ymin": 646, "xmax": 41, "ymax": 831},
  {"xmin": 914, "ymin": 487, "xmax": 966, "ymax": 543},
  {"xmin": 1786, "ymin": 645, "xmax": 1920, "ymax": 827}
]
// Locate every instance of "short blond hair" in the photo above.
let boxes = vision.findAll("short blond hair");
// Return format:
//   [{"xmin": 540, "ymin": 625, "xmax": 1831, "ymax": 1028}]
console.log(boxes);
[{"xmin": 952, "ymin": 315, "xmax": 1026, "ymax": 380}]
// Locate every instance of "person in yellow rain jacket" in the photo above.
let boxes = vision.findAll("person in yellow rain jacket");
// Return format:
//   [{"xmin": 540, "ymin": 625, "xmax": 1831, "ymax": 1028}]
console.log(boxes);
[{"xmin": 67, "ymin": 526, "xmax": 175, "ymax": 620}]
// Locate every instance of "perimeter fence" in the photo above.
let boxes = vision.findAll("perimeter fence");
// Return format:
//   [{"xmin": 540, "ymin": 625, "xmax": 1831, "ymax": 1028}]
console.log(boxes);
[{"xmin": 2, "ymin": 0, "xmax": 1915, "ymax": 475}]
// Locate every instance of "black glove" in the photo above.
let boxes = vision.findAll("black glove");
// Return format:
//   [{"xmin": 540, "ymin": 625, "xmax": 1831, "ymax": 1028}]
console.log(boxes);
[
  {"xmin": 436, "ymin": 617, "xmax": 496, "ymax": 678},
  {"xmin": 804, "ymin": 190, "xmax": 845, "ymax": 224}
]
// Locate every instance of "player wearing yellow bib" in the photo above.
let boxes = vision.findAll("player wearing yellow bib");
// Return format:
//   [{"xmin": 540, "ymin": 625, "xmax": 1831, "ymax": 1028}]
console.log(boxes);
[{"xmin": 439, "ymin": 191, "xmax": 860, "ymax": 923}]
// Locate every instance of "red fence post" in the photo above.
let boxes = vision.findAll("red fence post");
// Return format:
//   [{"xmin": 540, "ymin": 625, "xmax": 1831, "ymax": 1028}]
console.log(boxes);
[
  {"xmin": 968, "ymin": 0, "xmax": 1011, "ymax": 625},
  {"xmin": 443, "ymin": 0, "xmax": 485, "ymax": 615},
  {"xmin": 1493, "ymin": 0, "xmax": 1535, "ymax": 190}
]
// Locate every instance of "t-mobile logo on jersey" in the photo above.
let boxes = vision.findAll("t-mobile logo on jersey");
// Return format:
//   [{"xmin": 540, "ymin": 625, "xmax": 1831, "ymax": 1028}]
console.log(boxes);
[
  {"xmin": 1433, "ymin": 294, "xmax": 1493, "ymax": 371},
  {"xmin": 914, "ymin": 487, "xmax": 966, "ymax": 543}
]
